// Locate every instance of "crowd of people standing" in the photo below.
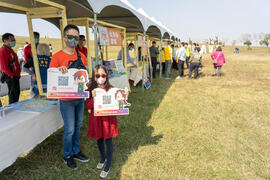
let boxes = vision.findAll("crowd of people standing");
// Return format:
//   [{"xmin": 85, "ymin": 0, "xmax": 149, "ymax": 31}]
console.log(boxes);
[{"xmin": 154, "ymin": 41, "xmax": 226, "ymax": 80}]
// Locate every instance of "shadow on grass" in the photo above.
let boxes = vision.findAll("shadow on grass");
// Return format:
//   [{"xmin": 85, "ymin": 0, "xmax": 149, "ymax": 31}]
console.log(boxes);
[{"xmin": 0, "ymin": 70, "xmax": 177, "ymax": 180}]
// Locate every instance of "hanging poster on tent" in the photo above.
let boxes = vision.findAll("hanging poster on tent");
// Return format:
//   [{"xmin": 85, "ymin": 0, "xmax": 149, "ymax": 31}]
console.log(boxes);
[
  {"xmin": 98, "ymin": 26, "xmax": 110, "ymax": 46},
  {"xmin": 94, "ymin": 87, "xmax": 130, "ymax": 116},
  {"xmin": 138, "ymin": 35, "xmax": 143, "ymax": 47},
  {"xmin": 141, "ymin": 41, "xmax": 148, "ymax": 56},
  {"xmin": 47, "ymin": 68, "xmax": 89, "ymax": 98},
  {"xmin": 98, "ymin": 26, "xmax": 122, "ymax": 46},
  {"xmin": 107, "ymin": 28, "xmax": 122, "ymax": 46}
]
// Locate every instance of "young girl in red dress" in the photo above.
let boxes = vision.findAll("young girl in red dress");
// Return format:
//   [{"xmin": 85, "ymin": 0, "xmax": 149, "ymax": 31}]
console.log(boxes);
[{"xmin": 85, "ymin": 65, "xmax": 118, "ymax": 178}]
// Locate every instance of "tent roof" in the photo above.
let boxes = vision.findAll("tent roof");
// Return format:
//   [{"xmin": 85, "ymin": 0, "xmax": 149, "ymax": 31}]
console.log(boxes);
[
  {"xmin": 86, "ymin": 0, "xmax": 145, "ymax": 33},
  {"xmin": 0, "ymin": 0, "xmax": 94, "ymax": 28},
  {"xmin": 0, "ymin": 0, "xmax": 176, "ymax": 39},
  {"xmin": 86, "ymin": 0, "xmax": 174, "ymax": 39}
]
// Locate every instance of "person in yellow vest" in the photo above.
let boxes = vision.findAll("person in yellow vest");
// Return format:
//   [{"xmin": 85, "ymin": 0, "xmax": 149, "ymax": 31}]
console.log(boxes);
[
  {"xmin": 185, "ymin": 43, "xmax": 191, "ymax": 68},
  {"xmin": 164, "ymin": 41, "xmax": 173, "ymax": 78},
  {"xmin": 161, "ymin": 47, "xmax": 166, "ymax": 74}
]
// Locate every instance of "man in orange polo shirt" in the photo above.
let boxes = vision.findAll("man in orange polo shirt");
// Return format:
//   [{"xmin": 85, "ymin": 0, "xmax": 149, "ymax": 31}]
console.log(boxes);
[{"xmin": 49, "ymin": 24, "xmax": 89, "ymax": 170}]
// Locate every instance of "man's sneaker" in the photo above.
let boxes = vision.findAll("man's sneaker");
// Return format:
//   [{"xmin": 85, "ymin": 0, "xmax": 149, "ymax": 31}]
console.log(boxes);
[
  {"xmin": 176, "ymin": 76, "xmax": 182, "ymax": 79},
  {"xmin": 73, "ymin": 151, "xmax": 89, "ymax": 163},
  {"xmin": 64, "ymin": 157, "xmax": 77, "ymax": 170}
]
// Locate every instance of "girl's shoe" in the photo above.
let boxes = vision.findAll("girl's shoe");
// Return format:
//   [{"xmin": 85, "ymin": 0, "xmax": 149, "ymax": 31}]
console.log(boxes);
[
  {"xmin": 97, "ymin": 159, "xmax": 106, "ymax": 169},
  {"xmin": 100, "ymin": 169, "xmax": 110, "ymax": 179}
]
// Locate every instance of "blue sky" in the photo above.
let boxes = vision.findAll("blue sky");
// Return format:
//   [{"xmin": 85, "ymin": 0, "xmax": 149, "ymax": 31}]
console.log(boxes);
[{"xmin": 0, "ymin": 0, "xmax": 269, "ymax": 44}]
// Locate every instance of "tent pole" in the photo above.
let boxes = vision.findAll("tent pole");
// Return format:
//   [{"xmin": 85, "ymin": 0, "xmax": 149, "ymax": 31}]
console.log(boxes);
[
  {"xmin": 59, "ymin": 20, "xmax": 65, "ymax": 48},
  {"xmin": 26, "ymin": 12, "xmax": 44, "ymax": 96},
  {"xmin": 160, "ymin": 38, "xmax": 163, "ymax": 78},
  {"xmin": 135, "ymin": 34, "xmax": 138, "ymax": 66},
  {"xmin": 141, "ymin": 31, "xmax": 146, "ymax": 92},
  {"xmin": 85, "ymin": 19, "xmax": 92, "ymax": 77},
  {"xmin": 148, "ymin": 38, "xmax": 153, "ymax": 82},
  {"xmin": 93, "ymin": 13, "xmax": 99, "ymax": 66},
  {"xmin": 123, "ymin": 29, "xmax": 128, "ymax": 75}
]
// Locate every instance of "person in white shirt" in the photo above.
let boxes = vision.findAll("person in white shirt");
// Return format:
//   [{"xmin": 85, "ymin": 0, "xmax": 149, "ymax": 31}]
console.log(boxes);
[
  {"xmin": 176, "ymin": 42, "xmax": 186, "ymax": 79},
  {"xmin": 17, "ymin": 48, "xmax": 25, "ymax": 71}
]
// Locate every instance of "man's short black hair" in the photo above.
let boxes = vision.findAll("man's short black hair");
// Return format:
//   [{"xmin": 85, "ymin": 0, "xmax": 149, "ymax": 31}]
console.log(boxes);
[
  {"xmin": 34, "ymin": 32, "xmax": 40, "ymax": 37},
  {"xmin": 128, "ymin": 43, "xmax": 134, "ymax": 47},
  {"xmin": 63, "ymin": 24, "xmax": 80, "ymax": 36},
  {"xmin": 2, "ymin": 33, "xmax": 14, "ymax": 42},
  {"xmin": 79, "ymin": 35, "xmax": 85, "ymax": 39},
  {"xmin": 181, "ymin": 42, "xmax": 185, "ymax": 46},
  {"xmin": 152, "ymin": 41, "xmax": 156, "ymax": 44}
]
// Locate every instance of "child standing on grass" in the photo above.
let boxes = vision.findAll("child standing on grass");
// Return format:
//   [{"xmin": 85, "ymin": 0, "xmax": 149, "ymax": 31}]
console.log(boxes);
[{"xmin": 85, "ymin": 64, "xmax": 119, "ymax": 179}]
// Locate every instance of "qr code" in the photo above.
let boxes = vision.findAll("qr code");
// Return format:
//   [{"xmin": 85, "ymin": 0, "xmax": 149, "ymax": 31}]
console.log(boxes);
[
  {"xmin": 58, "ymin": 76, "xmax": 69, "ymax": 86},
  {"xmin": 103, "ymin": 95, "xmax": 111, "ymax": 105}
]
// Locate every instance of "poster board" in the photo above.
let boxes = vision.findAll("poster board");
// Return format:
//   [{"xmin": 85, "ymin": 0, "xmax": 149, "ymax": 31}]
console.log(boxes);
[
  {"xmin": 94, "ymin": 88, "xmax": 130, "ymax": 116},
  {"xmin": 141, "ymin": 41, "xmax": 148, "ymax": 56},
  {"xmin": 98, "ymin": 26, "xmax": 122, "ymax": 46},
  {"xmin": 47, "ymin": 68, "xmax": 89, "ymax": 98},
  {"xmin": 114, "ymin": 60, "xmax": 125, "ymax": 73},
  {"xmin": 98, "ymin": 26, "xmax": 109, "ymax": 46},
  {"xmin": 102, "ymin": 60, "xmax": 130, "ymax": 91},
  {"xmin": 138, "ymin": 35, "xmax": 143, "ymax": 47},
  {"xmin": 144, "ymin": 79, "xmax": 151, "ymax": 89}
]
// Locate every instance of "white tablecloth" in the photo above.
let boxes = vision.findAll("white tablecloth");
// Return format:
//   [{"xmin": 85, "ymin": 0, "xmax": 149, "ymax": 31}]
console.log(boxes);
[
  {"xmin": 128, "ymin": 65, "xmax": 150, "ymax": 86},
  {"xmin": 0, "ymin": 100, "xmax": 63, "ymax": 172}
]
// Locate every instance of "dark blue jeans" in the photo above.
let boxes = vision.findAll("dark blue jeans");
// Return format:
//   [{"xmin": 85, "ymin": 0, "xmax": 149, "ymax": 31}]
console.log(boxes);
[{"xmin": 60, "ymin": 99, "xmax": 85, "ymax": 158}]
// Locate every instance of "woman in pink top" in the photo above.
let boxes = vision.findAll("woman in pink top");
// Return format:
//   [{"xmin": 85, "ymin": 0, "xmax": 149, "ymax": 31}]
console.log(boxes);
[{"xmin": 211, "ymin": 46, "xmax": 226, "ymax": 76}]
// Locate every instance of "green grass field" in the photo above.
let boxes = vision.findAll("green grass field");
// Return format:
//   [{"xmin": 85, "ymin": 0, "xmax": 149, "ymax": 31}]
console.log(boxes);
[{"xmin": 1, "ymin": 46, "xmax": 270, "ymax": 179}]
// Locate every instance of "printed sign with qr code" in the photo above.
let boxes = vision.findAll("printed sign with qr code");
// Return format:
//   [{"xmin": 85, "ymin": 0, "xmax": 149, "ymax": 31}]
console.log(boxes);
[
  {"xmin": 47, "ymin": 68, "xmax": 89, "ymax": 98},
  {"xmin": 94, "ymin": 88, "xmax": 130, "ymax": 116}
]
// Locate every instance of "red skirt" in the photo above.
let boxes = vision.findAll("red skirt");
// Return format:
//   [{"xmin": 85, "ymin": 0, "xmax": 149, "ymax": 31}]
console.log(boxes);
[
  {"xmin": 86, "ymin": 97, "xmax": 119, "ymax": 140},
  {"xmin": 87, "ymin": 111, "xmax": 119, "ymax": 140}
]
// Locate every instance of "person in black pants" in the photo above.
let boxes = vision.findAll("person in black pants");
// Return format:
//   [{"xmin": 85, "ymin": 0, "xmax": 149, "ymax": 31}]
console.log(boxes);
[
  {"xmin": 149, "ymin": 41, "xmax": 159, "ymax": 78},
  {"xmin": 176, "ymin": 43, "xmax": 186, "ymax": 79},
  {"xmin": 0, "ymin": 33, "xmax": 21, "ymax": 104},
  {"xmin": 189, "ymin": 47, "xmax": 202, "ymax": 79}
]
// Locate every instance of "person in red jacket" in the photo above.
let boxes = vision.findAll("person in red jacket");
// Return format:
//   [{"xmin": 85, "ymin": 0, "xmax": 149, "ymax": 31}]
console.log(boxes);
[
  {"xmin": 75, "ymin": 35, "xmax": 88, "ymax": 57},
  {"xmin": 24, "ymin": 32, "xmax": 40, "ymax": 63},
  {"xmin": 86, "ymin": 65, "xmax": 119, "ymax": 179},
  {"xmin": 24, "ymin": 31, "xmax": 40, "ymax": 98},
  {"xmin": 0, "ymin": 33, "xmax": 21, "ymax": 104}
]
